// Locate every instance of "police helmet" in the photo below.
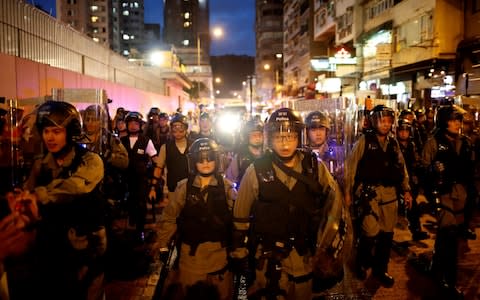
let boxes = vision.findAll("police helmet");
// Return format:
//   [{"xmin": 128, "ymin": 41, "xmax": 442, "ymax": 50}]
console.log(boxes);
[
  {"xmin": 305, "ymin": 111, "xmax": 330, "ymax": 130},
  {"xmin": 170, "ymin": 113, "xmax": 188, "ymax": 130},
  {"xmin": 147, "ymin": 107, "xmax": 161, "ymax": 119},
  {"xmin": 159, "ymin": 112, "xmax": 169, "ymax": 120},
  {"xmin": 265, "ymin": 107, "xmax": 304, "ymax": 146},
  {"xmin": 399, "ymin": 109, "xmax": 415, "ymax": 122},
  {"xmin": 84, "ymin": 105, "xmax": 107, "ymax": 121},
  {"xmin": 125, "ymin": 111, "xmax": 144, "ymax": 124},
  {"xmin": 435, "ymin": 105, "xmax": 466, "ymax": 130},
  {"xmin": 242, "ymin": 118, "xmax": 264, "ymax": 145},
  {"xmin": 397, "ymin": 118, "xmax": 413, "ymax": 130},
  {"xmin": 369, "ymin": 105, "xmax": 394, "ymax": 130},
  {"xmin": 187, "ymin": 138, "xmax": 221, "ymax": 175},
  {"xmin": 36, "ymin": 100, "xmax": 83, "ymax": 140}
]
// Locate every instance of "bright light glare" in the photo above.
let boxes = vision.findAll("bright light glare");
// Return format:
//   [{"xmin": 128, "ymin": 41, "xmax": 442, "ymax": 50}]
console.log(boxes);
[
  {"xmin": 217, "ymin": 113, "xmax": 241, "ymax": 133},
  {"xmin": 149, "ymin": 51, "xmax": 165, "ymax": 66},
  {"xmin": 212, "ymin": 27, "xmax": 224, "ymax": 38}
]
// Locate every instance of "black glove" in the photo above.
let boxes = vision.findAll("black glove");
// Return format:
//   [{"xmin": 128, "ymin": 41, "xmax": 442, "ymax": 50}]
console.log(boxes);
[
  {"xmin": 229, "ymin": 256, "xmax": 249, "ymax": 274},
  {"xmin": 159, "ymin": 248, "xmax": 169, "ymax": 264}
]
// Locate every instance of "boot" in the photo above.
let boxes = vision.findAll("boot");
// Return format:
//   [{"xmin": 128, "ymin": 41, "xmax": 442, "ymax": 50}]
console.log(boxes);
[
  {"xmin": 355, "ymin": 235, "xmax": 376, "ymax": 280},
  {"xmin": 372, "ymin": 231, "xmax": 394, "ymax": 287},
  {"xmin": 430, "ymin": 226, "xmax": 463, "ymax": 299}
]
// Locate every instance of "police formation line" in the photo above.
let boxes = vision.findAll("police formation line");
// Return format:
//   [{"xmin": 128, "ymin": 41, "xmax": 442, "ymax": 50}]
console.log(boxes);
[{"xmin": 0, "ymin": 100, "xmax": 478, "ymax": 300}]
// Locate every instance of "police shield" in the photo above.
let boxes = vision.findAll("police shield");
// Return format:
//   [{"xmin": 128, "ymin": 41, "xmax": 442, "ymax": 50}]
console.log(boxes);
[
  {"xmin": 294, "ymin": 97, "xmax": 348, "ymax": 183},
  {"xmin": 1, "ymin": 89, "xmax": 110, "ymax": 196}
]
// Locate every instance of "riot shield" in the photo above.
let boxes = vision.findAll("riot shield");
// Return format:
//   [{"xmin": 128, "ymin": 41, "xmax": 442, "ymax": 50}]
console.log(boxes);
[
  {"xmin": 294, "ymin": 97, "xmax": 348, "ymax": 184},
  {"xmin": 2, "ymin": 89, "xmax": 110, "ymax": 196}
]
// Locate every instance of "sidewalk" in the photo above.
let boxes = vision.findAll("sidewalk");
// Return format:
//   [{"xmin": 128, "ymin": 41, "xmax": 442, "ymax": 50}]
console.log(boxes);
[{"xmin": 105, "ymin": 203, "xmax": 480, "ymax": 300}]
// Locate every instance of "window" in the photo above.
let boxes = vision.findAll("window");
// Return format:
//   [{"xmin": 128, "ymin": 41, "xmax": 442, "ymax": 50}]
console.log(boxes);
[
  {"xmin": 184, "ymin": 12, "xmax": 190, "ymax": 19},
  {"xmin": 67, "ymin": 10, "xmax": 74, "ymax": 16},
  {"xmin": 123, "ymin": 34, "xmax": 130, "ymax": 40},
  {"xmin": 183, "ymin": 21, "xmax": 191, "ymax": 27},
  {"xmin": 182, "ymin": 39, "xmax": 190, "ymax": 46},
  {"xmin": 92, "ymin": 37, "xmax": 99, "ymax": 42},
  {"xmin": 91, "ymin": 16, "xmax": 99, "ymax": 22},
  {"xmin": 67, "ymin": 0, "xmax": 76, "ymax": 4},
  {"xmin": 91, "ymin": 5, "xmax": 98, "ymax": 12},
  {"xmin": 122, "ymin": 10, "xmax": 129, "ymax": 16}
]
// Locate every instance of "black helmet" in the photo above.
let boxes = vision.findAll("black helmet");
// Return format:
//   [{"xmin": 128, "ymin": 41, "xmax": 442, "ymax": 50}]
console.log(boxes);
[
  {"xmin": 187, "ymin": 138, "xmax": 221, "ymax": 175},
  {"xmin": 435, "ymin": 105, "xmax": 466, "ymax": 130},
  {"xmin": 242, "ymin": 118, "xmax": 264, "ymax": 146},
  {"xmin": 84, "ymin": 105, "xmax": 107, "ymax": 121},
  {"xmin": 369, "ymin": 105, "xmax": 394, "ymax": 130},
  {"xmin": 170, "ymin": 113, "xmax": 188, "ymax": 129},
  {"xmin": 397, "ymin": 118, "xmax": 413, "ymax": 132},
  {"xmin": 243, "ymin": 118, "xmax": 264, "ymax": 134},
  {"xmin": 147, "ymin": 107, "xmax": 161, "ymax": 119},
  {"xmin": 399, "ymin": 109, "xmax": 415, "ymax": 122},
  {"xmin": 305, "ymin": 111, "xmax": 330, "ymax": 130},
  {"xmin": 265, "ymin": 107, "xmax": 304, "ymax": 146},
  {"xmin": 36, "ymin": 100, "xmax": 82, "ymax": 140},
  {"xmin": 125, "ymin": 111, "xmax": 144, "ymax": 124}
]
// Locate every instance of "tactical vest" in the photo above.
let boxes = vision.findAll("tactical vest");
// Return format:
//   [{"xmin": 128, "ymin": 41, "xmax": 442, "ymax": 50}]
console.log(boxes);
[
  {"xmin": 434, "ymin": 132, "xmax": 473, "ymax": 188},
  {"xmin": 178, "ymin": 175, "xmax": 231, "ymax": 254},
  {"xmin": 236, "ymin": 147, "xmax": 257, "ymax": 185},
  {"xmin": 36, "ymin": 144, "xmax": 105, "ymax": 235},
  {"xmin": 252, "ymin": 151, "xmax": 321, "ymax": 255},
  {"xmin": 121, "ymin": 134, "xmax": 151, "ymax": 177},
  {"xmin": 356, "ymin": 133, "xmax": 404, "ymax": 186},
  {"xmin": 165, "ymin": 140, "xmax": 189, "ymax": 192},
  {"xmin": 399, "ymin": 140, "xmax": 416, "ymax": 175}
]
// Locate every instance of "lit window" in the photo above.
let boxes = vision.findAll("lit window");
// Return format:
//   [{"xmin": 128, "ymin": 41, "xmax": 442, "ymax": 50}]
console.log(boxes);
[
  {"xmin": 112, "ymin": 7, "xmax": 116, "ymax": 13},
  {"xmin": 91, "ymin": 16, "xmax": 99, "ymax": 22},
  {"xmin": 184, "ymin": 12, "xmax": 190, "ymax": 19},
  {"xmin": 92, "ymin": 28, "xmax": 99, "ymax": 33},
  {"xmin": 182, "ymin": 39, "xmax": 190, "ymax": 46},
  {"xmin": 122, "ymin": 10, "xmax": 129, "ymax": 16},
  {"xmin": 183, "ymin": 21, "xmax": 190, "ymax": 27},
  {"xmin": 123, "ymin": 34, "xmax": 130, "ymax": 40},
  {"xmin": 91, "ymin": 5, "xmax": 98, "ymax": 12},
  {"xmin": 122, "ymin": 3, "xmax": 128, "ymax": 7},
  {"xmin": 130, "ymin": 35, "xmax": 135, "ymax": 39},
  {"xmin": 134, "ymin": 2, "xmax": 139, "ymax": 8},
  {"xmin": 123, "ymin": 50, "xmax": 129, "ymax": 56},
  {"xmin": 92, "ymin": 37, "xmax": 99, "ymax": 42}
]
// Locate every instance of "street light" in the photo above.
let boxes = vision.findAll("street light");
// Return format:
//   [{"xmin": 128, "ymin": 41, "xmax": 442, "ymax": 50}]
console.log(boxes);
[
  {"xmin": 197, "ymin": 27, "xmax": 223, "ymax": 101},
  {"xmin": 197, "ymin": 26, "xmax": 224, "ymax": 67}
]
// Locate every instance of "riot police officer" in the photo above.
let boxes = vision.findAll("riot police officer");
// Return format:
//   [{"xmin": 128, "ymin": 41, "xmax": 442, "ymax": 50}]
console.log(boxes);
[
  {"xmin": 14, "ymin": 101, "xmax": 106, "ymax": 299},
  {"xmin": 422, "ymin": 104, "xmax": 475, "ymax": 298},
  {"xmin": 120, "ymin": 112, "xmax": 161, "ymax": 241},
  {"xmin": 189, "ymin": 112, "xmax": 217, "ymax": 144},
  {"xmin": 158, "ymin": 138, "xmax": 236, "ymax": 300},
  {"xmin": 305, "ymin": 110, "xmax": 342, "ymax": 180},
  {"xmin": 81, "ymin": 104, "xmax": 129, "ymax": 220},
  {"xmin": 225, "ymin": 118, "xmax": 264, "ymax": 186},
  {"xmin": 231, "ymin": 108, "xmax": 348, "ymax": 299},
  {"xmin": 345, "ymin": 104, "xmax": 412, "ymax": 287},
  {"xmin": 396, "ymin": 118, "xmax": 429, "ymax": 241},
  {"xmin": 157, "ymin": 114, "xmax": 190, "ymax": 205}
]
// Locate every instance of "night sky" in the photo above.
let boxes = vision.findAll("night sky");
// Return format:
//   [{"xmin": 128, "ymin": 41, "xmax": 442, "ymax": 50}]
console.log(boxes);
[{"xmin": 28, "ymin": 0, "xmax": 255, "ymax": 56}]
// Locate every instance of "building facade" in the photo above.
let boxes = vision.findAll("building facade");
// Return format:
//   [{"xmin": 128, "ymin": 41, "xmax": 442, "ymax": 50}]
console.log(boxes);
[
  {"xmin": 255, "ymin": 0, "xmax": 284, "ymax": 102},
  {"xmin": 163, "ymin": 0, "xmax": 213, "ymax": 103}
]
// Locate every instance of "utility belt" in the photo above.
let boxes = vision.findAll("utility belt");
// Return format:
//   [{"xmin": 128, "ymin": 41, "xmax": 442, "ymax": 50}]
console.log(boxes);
[
  {"xmin": 183, "ymin": 239, "xmax": 227, "ymax": 256},
  {"xmin": 253, "ymin": 235, "xmax": 313, "ymax": 257}
]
